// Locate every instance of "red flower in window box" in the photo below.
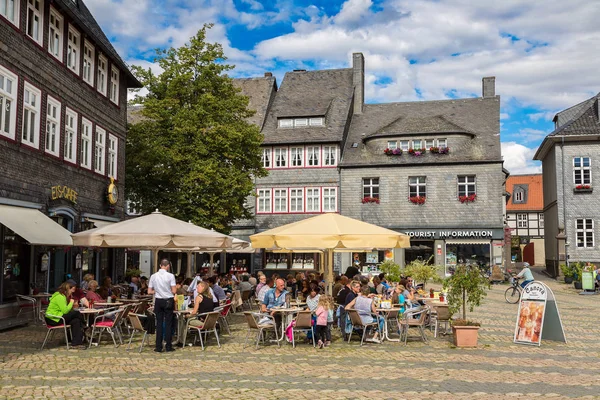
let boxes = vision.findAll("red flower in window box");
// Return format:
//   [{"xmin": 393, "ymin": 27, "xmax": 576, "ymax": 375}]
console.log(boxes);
[
  {"xmin": 384, "ymin": 148, "xmax": 402, "ymax": 155},
  {"xmin": 459, "ymin": 194, "xmax": 477, "ymax": 203},
  {"xmin": 430, "ymin": 146, "xmax": 450, "ymax": 154},
  {"xmin": 408, "ymin": 148, "xmax": 424, "ymax": 156},
  {"xmin": 409, "ymin": 196, "xmax": 426, "ymax": 205},
  {"xmin": 575, "ymin": 184, "xmax": 591, "ymax": 190},
  {"xmin": 362, "ymin": 196, "xmax": 380, "ymax": 204}
]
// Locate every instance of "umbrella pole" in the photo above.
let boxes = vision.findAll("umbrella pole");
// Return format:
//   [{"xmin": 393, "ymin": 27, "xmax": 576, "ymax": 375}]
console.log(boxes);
[
  {"xmin": 327, "ymin": 249, "xmax": 334, "ymax": 295},
  {"xmin": 186, "ymin": 251, "xmax": 193, "ymax": 278},
  {"xmin": 152, "ymin": 249, "xmax": 159, "ymax": 272},
  {"xmin": 208, "ymin": 253, "xmax": 215, "ymax": 277}
]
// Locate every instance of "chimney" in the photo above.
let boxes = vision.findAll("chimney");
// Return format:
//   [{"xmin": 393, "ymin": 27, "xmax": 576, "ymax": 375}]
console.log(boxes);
[
  {"xmin": 352, "ymin": 53, "xmax": 364, "ymax": 114},
  {"xmin": 264, "ymin": 72, "xmax": 272, "ymax": 77},
  {"xmin": 482, "ymin": 76, "xmax": 495, "ymax": 98}
]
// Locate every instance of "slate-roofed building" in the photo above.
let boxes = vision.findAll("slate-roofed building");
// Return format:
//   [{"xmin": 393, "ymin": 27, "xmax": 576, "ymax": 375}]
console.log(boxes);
[
  {"xmin": 534, "ymin": 93, "xmax": 600, "ymax": 277},
  {"xmin": 232, "ymin": 53, "xmax": 505, "ymax": 274},
  {"xmin": 505, "ymin": 174, "xmax": 545, "ymax": 266},
  {"xmin": 0, "ymin": 0, "xmax": 141, "ymax": 309}
]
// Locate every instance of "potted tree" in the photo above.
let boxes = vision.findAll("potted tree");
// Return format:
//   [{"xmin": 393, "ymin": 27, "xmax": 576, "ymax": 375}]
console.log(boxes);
[
  {"xmin": 403, "ymin": 257, "xmax": 443, "ymax": 289},
  {"xmin": 379, "ymin": 260, "xmax": 402, "ymax": 283},
  {"xmin": 444, "ymin": 264, "xmax": 490, "ymax": 347}
]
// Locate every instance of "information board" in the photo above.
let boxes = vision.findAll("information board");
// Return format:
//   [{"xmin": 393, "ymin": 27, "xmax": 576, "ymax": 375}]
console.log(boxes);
[{"xmin": 514, "ymin": 282, "xmax": 566, "ymax": 346}]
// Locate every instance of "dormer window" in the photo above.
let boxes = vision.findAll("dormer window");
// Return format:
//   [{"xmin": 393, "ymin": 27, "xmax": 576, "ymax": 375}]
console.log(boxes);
[
  {"xmin": 513, "ymin": 185, "xmax": 527, "ymax": 204},
  {"xmin": 278, "ymin": 117, "xmax": 324, "ymax": 128}
]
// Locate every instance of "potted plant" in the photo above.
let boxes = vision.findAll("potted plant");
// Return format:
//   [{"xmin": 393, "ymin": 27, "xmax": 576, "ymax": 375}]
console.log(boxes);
[
  {"xmin": 402, "ymin": 257, "xmax": 443, "ymax": 289},
  {"xmin": 444, "ymin": 264, "xmax": 490, "ymax": 347},
  {"xmin": 560, "ymin": 263, "xmax": 575, "ymax": 284},
  {"xmin": 409, "ymin": 196, "xmax": 426, "ymax": 205},
  {"xmin": 459, "ymin": 194, "xmax": 477, "ymax": 203},
  {"xmin": 572, "ymin": 261, "xmax": 585, "ymax": 289},
  {"xmin": 379, "ymin": 260, "xmax": 402, "ymax": 283},
  {"xmin": 361, "ymin": 196, "xmax": 380, "ymax": 204}
]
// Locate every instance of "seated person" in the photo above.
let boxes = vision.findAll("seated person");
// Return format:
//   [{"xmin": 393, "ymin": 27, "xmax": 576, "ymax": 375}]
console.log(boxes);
[
  {"xmin": 345, "ymin": 285, "xmax": 384, "ymax": 343},
  {"xmin": 67, "ymin": 279, "xmax": 89, "ymax": 308},
  {"xmin": 391, "ymin": 285, "xmax": 406, "ymax": 314},
  {"xmin": 306, "ymin": 286, "xmax": 321, "ymax": 312},
  {"xmin": 139, "ymin": 276, "xmax": 149, "ymax": 295},
  {"xmin": 181, "ymin": 282, "xmax": 215, "ymax": 345},
  {"xmin": 515, "ymin": 263, "xmax": 534, "ymax": 288},
  {"xmin": 239, "ymin": 274, "xmax": 253, "ymax": 292},
  {"xmin": 46, "ymin": 282, "xmax": 86, "ymax": 349},
  {"xmin": 85, "ymin": 280, "xmax": 105, "ymax": 303},
  {"xmin": 257, "ymin": 278, "xmax": 273, "ymax": 303}
]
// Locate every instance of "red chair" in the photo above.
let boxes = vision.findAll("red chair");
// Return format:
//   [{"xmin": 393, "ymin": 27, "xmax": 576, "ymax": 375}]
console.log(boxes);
[
  {"xmin": 40, "ymin": 311, "xmax": 72, "ymax": 350},
  {"xmin": 88, "ymin": 305, "xmax": 131, "ymax": 349}
]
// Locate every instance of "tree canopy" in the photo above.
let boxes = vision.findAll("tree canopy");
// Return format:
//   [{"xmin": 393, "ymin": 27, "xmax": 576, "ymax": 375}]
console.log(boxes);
[{"xmin": 126, "ymin": 25, "xmax": 266, "ymax": 232}]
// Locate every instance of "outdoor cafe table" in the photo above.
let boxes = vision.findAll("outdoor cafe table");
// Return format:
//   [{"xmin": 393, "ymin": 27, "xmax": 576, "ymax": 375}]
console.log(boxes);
[
  {"xmin": 271, "ymin": 307, "xmax": 303, "ymax": 343},
  {"xmin": 78, "ymin": 308, "xmax": 104, "ymax": 346},
  {"xmin": 174, "ymin": 309, "xmax": 193, "ymax": 345},
  {"xmin": 31, "ymin": 293, "xmax": 52, "ymax": 322},
  {"xmin": 93, "ymin": 302, "xmax": 124, "ymax": 307},
  {"xmin": 375, "ymin": 307, "xmax": 403, "ymax": 342}
]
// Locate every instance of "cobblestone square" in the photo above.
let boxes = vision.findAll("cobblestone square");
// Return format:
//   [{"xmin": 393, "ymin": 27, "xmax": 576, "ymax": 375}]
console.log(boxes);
[{"xmin": 1, "ymin": 271, "xmax": 599, "ymax": 400}]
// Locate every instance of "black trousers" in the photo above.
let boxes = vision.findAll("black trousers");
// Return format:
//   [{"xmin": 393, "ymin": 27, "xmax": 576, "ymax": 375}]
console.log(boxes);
[
  {"xmin": 316, "ymin": 325, "xmax": 327, "ymax": 343},
  {"xmin": 155, "ymin": 297, "xmax": 174, "ymax": 351},
  {"xmin": 45, "ymin": 309, "xmax": 85, "ymax": 346}
]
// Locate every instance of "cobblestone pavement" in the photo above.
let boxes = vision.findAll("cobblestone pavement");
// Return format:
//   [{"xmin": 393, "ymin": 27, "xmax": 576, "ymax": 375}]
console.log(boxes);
[{"xmin": 1, "ymin": 270, "xmax": 599, "ymax": 400}]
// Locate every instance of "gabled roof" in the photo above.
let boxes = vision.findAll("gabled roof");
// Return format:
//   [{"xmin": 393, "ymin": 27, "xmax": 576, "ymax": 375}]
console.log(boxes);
[
  {"xmin": 260, "ymin": 69, "xmax": 354, "ymax": 145},
  {"xmin": 56, "ymin": 0, "xmax": 141, "ymax": 87},
  {"xmin": 534, "ymin": 94, "xmax": 600, "ymax": 161},
  {"xmin": 233, "ymin": 76, "xmax": 277, "ymax": 130},
  {"xmin": 340, "ymin": 96, "xmax": 501, "ymax": 167},
  {"xmin": 506, "ymin": 174, "xmax": 544, "ymax": 211}
]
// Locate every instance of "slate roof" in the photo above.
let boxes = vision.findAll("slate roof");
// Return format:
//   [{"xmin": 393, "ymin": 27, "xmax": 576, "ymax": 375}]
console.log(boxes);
[
  {"xmin": 340, "ymin": 96, "xmax": 501, "ymax": 167},
  {"xmin": 260, "ymin": 69, "xmax": 354, "ymax": 145},
  {"xmin": 233, "ymin": 76, "xmax": 277, "ymax": 129},
  {"xmin": 553, "ymin": 95, "xmax": 598, "ymax": 128},
  {"xmin": 548, "ymin": 94, "xmax": 600, "ymax": 137},
  {"xmin": 56, "ymin": 0, "xmax": 141, "ymax": 87},
  {"xmin": 506, "ymin": 174, "xmax": 544, "ymax": 211}
]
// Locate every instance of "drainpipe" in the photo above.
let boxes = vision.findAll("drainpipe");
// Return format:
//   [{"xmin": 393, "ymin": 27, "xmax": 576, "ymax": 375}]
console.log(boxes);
[{"xmin": 561, "ymin": 136, "xmax": 569, "ymax": 275}]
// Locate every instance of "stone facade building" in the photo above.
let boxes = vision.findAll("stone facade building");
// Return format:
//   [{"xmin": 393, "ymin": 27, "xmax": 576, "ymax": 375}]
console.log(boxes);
[
  {"xmin": 232, "ymin": 53, "xmax": 505, "ymax": 275},
  {"xmin": 534, "ymin": 93, "xmax": 600, "ymax": 277},
  {"xmin": 0, "ymin": 0, "xmax": 140, "ymax": 308},
  {"xmin": 505, "ymin": 174, "xmax": 545, "ymax": 266}
]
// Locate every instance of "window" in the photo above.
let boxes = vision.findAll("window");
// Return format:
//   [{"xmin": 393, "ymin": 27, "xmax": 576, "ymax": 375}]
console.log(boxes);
[
  {"xmin": 108, "ymin": 134, "xmax": 118, "ymax": 179},
  {"xmin": 26, "ymin": 0, "xmax": 43, "ymax": 44},
  {"xmin": 22, "ymin": 82, "xmax": 41, "ymax": 148},
  {"xmin": 576, "ymin": 219, "xmax": 594, "ymax": 248},
  {"xmin": 387, "ymin": 141, "xmax": 397, "ymax": 150},
  {"xmin": 517, "ymin": 213, "xmax": 528, "ymax": 228},
  {"xmin": 48, "ymin": 8, "xmax": 62, "ymax": 61},
  {"xmin": 307, "ymin": 146, "xmax": 320, "ymax": 166},
  {"xmin": 64, "ymin": 108, "xmax": 77, "ymax": 163},
  {"xmin": 399, "ymin": 140, "xmax": 410, "ymax": 151},
  {"xmin": 80, "ymin": 118, "xmax": 92, "ymax": 169},
  {"xmin": 290, "ymin": 147, "xmax": 303, "ymax": 167},
  {"xmin": 257, "ymin": 189, "xmax": 271, "ymax": 213},
  {"xmin": 274, "ymin": 189, "xmax": 287, "ymax": 212},
  {"xmin": 278, "ymin": 119, "xmax": 293, "ymax": 128},
  {"xmin": 290, "ymin": 188, "xmax": 304, "ymax": 212},
  {"xmin": 274, "ymin": 147, "xmax": 287, "ymax": 168},
  {"xmin": 322, "ymin": 188, "xmax": 337, "ymax": 212},
  {"xmin": 97, "ymin": 54, "xmax": 107, "ymax": 95},
  {"xmin": 261, "ymin": 148, "xmax": 271, "ymax": 168},
  {"xmin": 94, "ymin": 127, "xmax": 106, "ymax": 174},
  {"xmin": 425, "ymin": 139, "xmax": 434, "ymax": 149},
  {"xmin": 309, "ymin": 117, "xmax": 323, "ymax": 126},
  {"xmin": 306, "ymin": 188, "xmax": 320, "ymax": 212},
  {"xmin": 0, "ymin": 65, "xmax": 18, "ymax": 139},
  {"xmin": 458, "ymin": 175, "xmax": 476, "ymax": 197},
  {"xmin": 438, "ymin": 138, "xmax": 447, "ymax": 148},
  {"xmin": 323, "ymin": 146, "xmax": 337, "ymax": 166},
  {"xmin": 363, "ymin": 178, "xmax": 379, "ymax": 198},
  {"xmin": 83, "ymin": 41, "xmax": 95, "ymax": 86},
  {"xmin": 514, "ymin": 190, "xmax": 523, "ymax": 202},
  {"xmin": 409, "ymin": 176, "xmax": 426, "ymax": 197},
  {"xmin": 67, "ymin": 27, "xmax": 80, "ymax": 74},
  {"xmin": 1, "ymin": 0, "xmax": 20, "ymax": 26},
  {"xmin": 412, "ymin": 139, "xmax": 423, "ymax": 150},
  {"xmin": 573, "ymin": 157, "xmax": 591, "ymax": 185},
  {"xmin": 45, "ymin": 96, "xmax": 61, "ymax": 156},
  {"xmin": 294, "ymin": 118, "xmax": 308, "ymax": 127},
  {"xmin": 109, "ymin": 66, "xmax": 119, "ymax": 104},
  {"xmin": 539, "ymin": 213, "xmax": 544, "ymax": 228}
]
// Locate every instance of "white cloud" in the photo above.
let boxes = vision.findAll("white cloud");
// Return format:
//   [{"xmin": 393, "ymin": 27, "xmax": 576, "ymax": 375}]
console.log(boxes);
[
  {"xmin": 500, "ymin": 113, "xmax": 509, "ymax": 120},
  {"xmin": 501, "ymin": 142, "xmax": 542, "ymax": 175},
  {"xmin": 517, "ymin": 128, "xmax": 548, "ymax": 143},
  {"xmin": 528, "ymin": 111, "xmax": 556, "ymax": 122}
]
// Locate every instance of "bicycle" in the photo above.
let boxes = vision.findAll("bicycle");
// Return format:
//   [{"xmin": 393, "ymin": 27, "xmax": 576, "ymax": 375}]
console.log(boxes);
[{"xmin": 504, "ymin": 276, "xmax": 522, "ymax": 304}]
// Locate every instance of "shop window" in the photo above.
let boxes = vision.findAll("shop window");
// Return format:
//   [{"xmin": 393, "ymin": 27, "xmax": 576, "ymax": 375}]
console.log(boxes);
[
  {"xmin": 445, "ymin": 243, "xmax": 490, "ymax": 269},
  {"xmin": 573, "ymin": 157, "xmax": 591, "ymax": 185},
  {"xmin": 1, "ymin": 226, "xmax": 32, "ymax": 303},
  {"xmin": 457, "ymin": 175, "xmax": 476, "ymax": 197},
  {"xmin": 576, "ymin": 219, "xmax": 594, "ymax": 248},
  {"xmin": 363, "ymin": 178, "xmax": 379, "ymax": 199}
]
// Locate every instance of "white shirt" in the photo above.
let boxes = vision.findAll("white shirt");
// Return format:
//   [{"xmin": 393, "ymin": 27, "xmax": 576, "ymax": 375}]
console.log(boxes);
[
  {"xmin": 148, "ymin": 269, "xmax": 176, "ymax": 299},
  {"xmin": 257, "ymin": 285, "xmax": 271, "ymax": 302}
]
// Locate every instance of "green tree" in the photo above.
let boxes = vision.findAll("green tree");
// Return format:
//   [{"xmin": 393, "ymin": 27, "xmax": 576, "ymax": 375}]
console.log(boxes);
[
  {"xmin": 444, "ymin": 264, "xmax": 490, "ymax": 321},
  {"xmin": 126, "ymin": 25, "xmax": 266, "ymax": 232}
]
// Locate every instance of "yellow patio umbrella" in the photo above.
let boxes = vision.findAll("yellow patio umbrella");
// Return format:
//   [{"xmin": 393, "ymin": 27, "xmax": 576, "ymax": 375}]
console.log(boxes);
[{"xmin": 250, "ymin": 214, "xmax": 410, "ymax": 291}]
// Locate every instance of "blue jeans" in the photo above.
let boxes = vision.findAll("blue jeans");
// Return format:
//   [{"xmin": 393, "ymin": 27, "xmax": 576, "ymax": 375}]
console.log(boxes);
[
  {"xmin": 155, "ymin": 297, "xmax": 174, "ymax": 351},
  {"xmin": 520, "ymin": 280, "xmax": 533, "ymax": 288}
]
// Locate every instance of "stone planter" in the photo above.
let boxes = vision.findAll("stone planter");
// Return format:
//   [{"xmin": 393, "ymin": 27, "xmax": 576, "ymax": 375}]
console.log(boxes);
[{"xmin": 452, "ymin": 325, "xmax": 480, "ymax": 347}]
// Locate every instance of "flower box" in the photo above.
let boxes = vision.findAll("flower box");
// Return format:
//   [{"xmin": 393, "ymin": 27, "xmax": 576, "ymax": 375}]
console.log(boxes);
[
  {"xmin": 408, "ymin": 148, "xmax": 425, "ymax": 156},
  {"xmin": 459, "ymin": 194, "xmax": 477, "ymax": 203},
  {"xmin": 409, "ymin": 196, "xmax": 426, "ymax": 205},
  {"xmin": 574, "ymin": 185, "xmax": 592, "ymax": 193},
  {"xmin": 430, "ymin": 146, "xmax": 450, "ymax": 154},
  {"xmin": 384, "ymin": 148, "xmax": 403, "ymax": 156},
  {"xmin": 362, "ymin": 196, "xmax": 380, "ymax": 204}
]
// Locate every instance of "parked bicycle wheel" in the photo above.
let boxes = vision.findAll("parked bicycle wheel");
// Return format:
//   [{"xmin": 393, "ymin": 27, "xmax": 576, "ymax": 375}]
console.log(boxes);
[{"xmin": 504, "ymin": 286, "xmax": 520, "ymax": 304}]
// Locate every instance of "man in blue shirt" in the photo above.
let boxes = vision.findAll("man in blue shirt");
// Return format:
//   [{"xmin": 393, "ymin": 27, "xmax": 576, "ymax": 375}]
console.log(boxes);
[{"xmin": 261, "ymin": 278, "xmax": 288, "ymax": 331}]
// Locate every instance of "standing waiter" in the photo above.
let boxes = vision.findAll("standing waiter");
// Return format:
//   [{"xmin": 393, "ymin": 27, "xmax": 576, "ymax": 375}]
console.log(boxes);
[{"xmin": 148, "ymin": 259, "xmax": 177, "ymax": 352}]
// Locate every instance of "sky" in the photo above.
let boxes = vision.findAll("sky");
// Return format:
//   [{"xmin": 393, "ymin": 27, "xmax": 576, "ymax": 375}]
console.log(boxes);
[{"xmin": 86, "ymin": 0, "xmax": 600, "ymax": 175}]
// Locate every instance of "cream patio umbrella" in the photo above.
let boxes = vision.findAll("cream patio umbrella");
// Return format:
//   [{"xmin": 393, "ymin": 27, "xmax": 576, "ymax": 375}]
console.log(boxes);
[
  {"xmin": 72, "ymin": 210, "xmax": 233, "ymax": 272},
  {"xmin": 250, "ymin": 213, "xmax": 410, "ymax": 291}
]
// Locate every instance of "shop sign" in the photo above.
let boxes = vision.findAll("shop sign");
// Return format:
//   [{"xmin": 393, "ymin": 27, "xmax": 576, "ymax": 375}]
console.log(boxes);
[
  {"xmin": 40, "ymin": 253, "xmax": 49, "ymax": 272},
  {"xmin": 403, "ymin": 228, "xmax": 503, "ymax": 240},
  {"xmin": 51, "ymin": 185, "xmax": 78, "ymax": 204}
]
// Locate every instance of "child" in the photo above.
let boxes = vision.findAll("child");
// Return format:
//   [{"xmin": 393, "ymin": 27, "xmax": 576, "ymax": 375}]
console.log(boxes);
[
  {"xmin": 324, "ymin": 295, "xmax": 335, "ymax": 347},
  {"xmin": 315, "ymin": 295, "xmax": 333, "ymax": 348}
]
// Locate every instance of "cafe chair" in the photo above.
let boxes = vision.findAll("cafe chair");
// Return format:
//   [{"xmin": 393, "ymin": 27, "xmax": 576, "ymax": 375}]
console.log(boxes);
[
  {"xmin": 241, "ymin": 291, "xmax": 253, "ymax": 310},
  {"xmin": 40, "ymin": 311, "xmax": 72, "ymax": 350},
  {"xmin": 398, "ymin": 308, "xmax": 429, "ymax": 344},
  {"xmin": 243, "ymin": 312, "xmax": 280, "ymax": 350},
  {"xmin": 183, "ymin": 311, "xmax": 221, "ymax": 350},
  {"xmin": 432, "ymin": 305, "xmax": 451, "ymax": 337},
  {"xmin": 347, "ymin": 309, "xmax": 381, "ymax": 346},
  {"xmin": 291, "ymin": 310, "xmax": 315, "ymax": 348},
  {"xmin": 16, "ymin": 294, "xmax": 37, "ymax": 322},
  {"xmin": 88, "ymin": 305, "xmax": 130, "ymax": 349},
  {"xmin": 217, "ymin": 302, "xmax": 233, "ymax": 335},
  {"xmin": 126, "ymin": 313, "xmax": 149, "ymax": 353}
]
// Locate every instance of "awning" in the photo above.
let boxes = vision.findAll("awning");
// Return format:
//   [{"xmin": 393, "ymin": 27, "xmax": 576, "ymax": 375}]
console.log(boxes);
[
  {"xmin": 0, "ymin": 205, "xmax": 73, "ymax": 246},
  {"xmin": 86, "ymin": 218, "xmax": 115, "ymax": 229}
]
